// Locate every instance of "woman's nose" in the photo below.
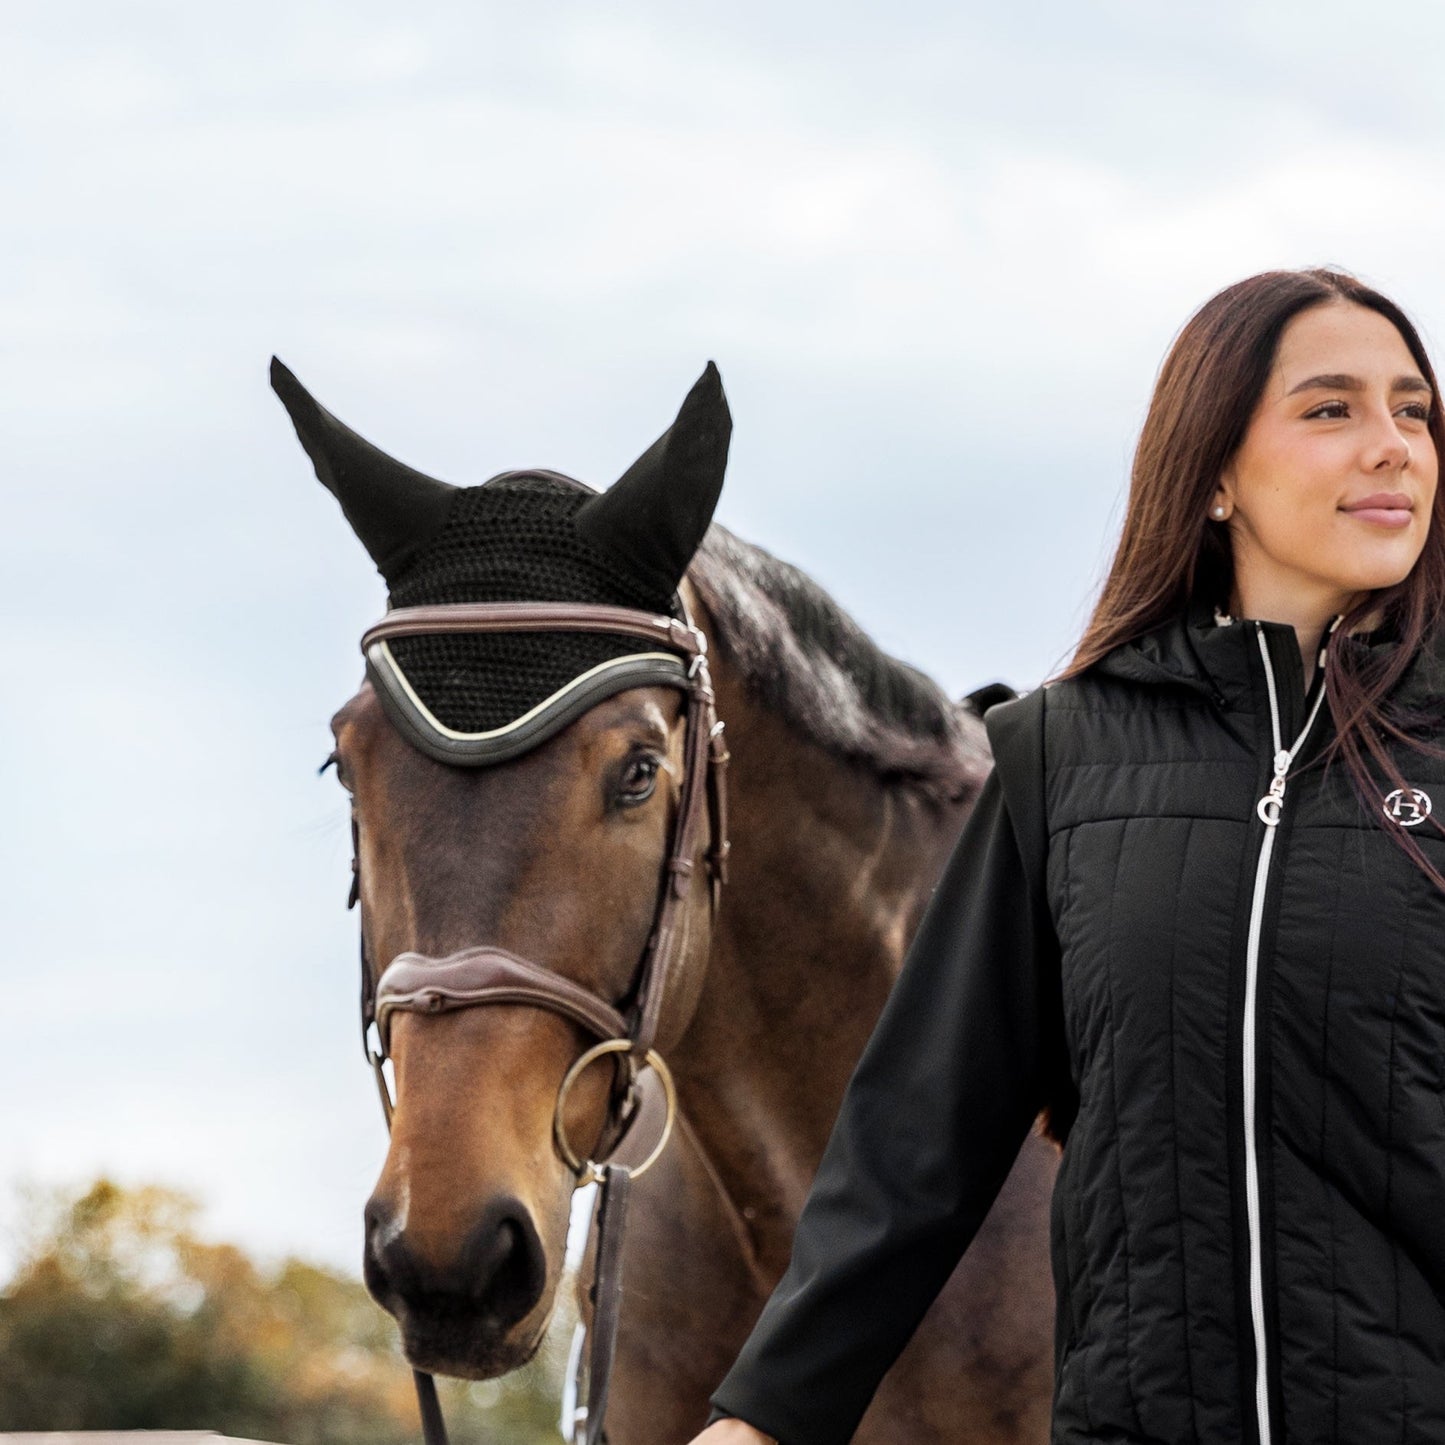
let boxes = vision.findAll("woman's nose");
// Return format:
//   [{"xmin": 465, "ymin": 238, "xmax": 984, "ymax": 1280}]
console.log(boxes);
[{"xmin": 1365, "ymin": 414, "xmax": 1412, "ymax": 472}]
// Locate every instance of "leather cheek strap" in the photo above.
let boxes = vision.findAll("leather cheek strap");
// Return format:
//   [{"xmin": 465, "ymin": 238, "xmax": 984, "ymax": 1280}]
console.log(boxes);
[{"xmin": 626, "ymin": 675, "xmax": 715, "ymax": 1055}]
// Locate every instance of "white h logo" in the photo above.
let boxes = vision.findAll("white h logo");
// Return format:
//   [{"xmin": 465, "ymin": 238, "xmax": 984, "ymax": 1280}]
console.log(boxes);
[{"xmin": 1384, "ymin": 788, "xmax": 1433, "ymax": 827}]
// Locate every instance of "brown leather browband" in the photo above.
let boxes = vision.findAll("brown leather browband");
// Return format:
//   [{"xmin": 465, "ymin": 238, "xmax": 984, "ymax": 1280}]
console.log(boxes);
[
  {"xmin": 361, "ymin": 601, "xmax": 708, "ymax": 654},
  {"xmin": 350, "ymin": 597, "xmax": 730, "ymax": 1445}
]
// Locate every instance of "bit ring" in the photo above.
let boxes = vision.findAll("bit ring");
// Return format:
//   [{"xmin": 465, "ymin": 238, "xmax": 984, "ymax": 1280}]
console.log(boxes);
[{"xmin": 553, "ymin": 1040, "xmax": 677, "ymax": 1185}]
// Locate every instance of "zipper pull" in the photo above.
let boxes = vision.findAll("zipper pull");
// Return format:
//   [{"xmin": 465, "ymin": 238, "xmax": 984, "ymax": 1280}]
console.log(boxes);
[{"xmin": 1257, "ymin": 748, "xmax": 1291, "ymax": 826}]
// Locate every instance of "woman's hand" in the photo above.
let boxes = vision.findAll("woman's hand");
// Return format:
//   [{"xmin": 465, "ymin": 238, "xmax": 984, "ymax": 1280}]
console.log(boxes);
[{"xmin": 687, "ymin": 1421, "xmax": 777, "ymax": 1445}]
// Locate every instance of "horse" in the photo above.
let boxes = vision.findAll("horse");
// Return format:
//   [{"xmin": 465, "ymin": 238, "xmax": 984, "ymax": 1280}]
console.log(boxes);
[{"xmin": 274, "ymin": 358, "xmax": 1058, "ymax": 1443}]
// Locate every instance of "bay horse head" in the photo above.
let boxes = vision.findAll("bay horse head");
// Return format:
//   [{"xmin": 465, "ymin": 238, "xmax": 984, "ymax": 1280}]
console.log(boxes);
[{"xmin": 274, "ymin": 358, "xmax": 732, "ymax": 1379}]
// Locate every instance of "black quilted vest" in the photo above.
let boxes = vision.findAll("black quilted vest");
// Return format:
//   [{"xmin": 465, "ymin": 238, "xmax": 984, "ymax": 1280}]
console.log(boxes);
[{"xmin": 1002, "ymin": 595, "xmax": 1445, "ymax": 1444}]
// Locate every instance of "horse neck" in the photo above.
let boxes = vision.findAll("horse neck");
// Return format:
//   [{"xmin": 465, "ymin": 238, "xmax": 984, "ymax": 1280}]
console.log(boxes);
[{"xmin": 675, "ymin": 642, "xmax": 975, "ymax": 1278}]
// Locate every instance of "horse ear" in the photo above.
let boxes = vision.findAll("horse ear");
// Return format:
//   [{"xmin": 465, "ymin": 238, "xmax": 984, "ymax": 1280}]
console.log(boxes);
[
  {"xmin": 270, "ymin": 357, "xmax": 456, "ymax": 585},
  {"xmin": 574, "ymin": 362, "xmax": 731, "ymax": 594}
]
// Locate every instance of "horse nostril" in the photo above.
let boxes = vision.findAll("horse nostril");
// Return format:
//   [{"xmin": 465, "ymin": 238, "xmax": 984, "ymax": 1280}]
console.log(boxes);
[
  {"xmin": 363, "ymin": 1196, "xmax": 418, "ymax": 1304},
  {"xmin": 459, "ymin": 1197, "xmax": 547, "ymax": 1330}
]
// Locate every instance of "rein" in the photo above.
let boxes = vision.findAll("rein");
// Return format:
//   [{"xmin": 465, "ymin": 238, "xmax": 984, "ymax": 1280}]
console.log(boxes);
[{"xmin": 346, "ymin": 600, "xmax": 730, "ymax": 1445}]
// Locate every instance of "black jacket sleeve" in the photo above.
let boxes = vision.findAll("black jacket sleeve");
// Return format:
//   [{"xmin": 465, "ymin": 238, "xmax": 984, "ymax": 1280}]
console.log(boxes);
[{"xmin": 707, "ymin": 722, "xmax": 1063, "ymax": 1445}]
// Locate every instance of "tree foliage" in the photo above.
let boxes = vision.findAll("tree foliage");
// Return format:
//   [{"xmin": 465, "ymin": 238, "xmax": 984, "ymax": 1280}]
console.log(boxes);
[{"xmin": 0, "ymin": 1179, "xmax": 568, "ymax": 1444}]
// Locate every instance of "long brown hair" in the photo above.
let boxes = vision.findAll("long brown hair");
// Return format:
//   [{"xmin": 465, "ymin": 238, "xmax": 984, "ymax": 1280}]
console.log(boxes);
[{"xmin": 1058, "ymin": 267, "xmax": 1445, "ymax": 882}]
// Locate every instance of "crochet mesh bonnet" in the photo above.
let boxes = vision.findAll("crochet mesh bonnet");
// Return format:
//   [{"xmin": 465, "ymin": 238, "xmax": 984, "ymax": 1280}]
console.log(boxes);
[{"xmin": 271, "ymin": 359, "xmax": 731, "ymax": 764}]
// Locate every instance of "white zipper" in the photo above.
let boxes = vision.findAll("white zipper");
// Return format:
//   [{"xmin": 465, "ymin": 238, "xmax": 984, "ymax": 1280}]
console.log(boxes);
[{"xmin": 1241, "ymin": 620, "xmax": 1334, "ymax": 1445}]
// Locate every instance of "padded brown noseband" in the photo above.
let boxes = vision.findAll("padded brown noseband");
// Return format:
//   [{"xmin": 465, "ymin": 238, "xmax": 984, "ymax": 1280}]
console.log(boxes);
[{"xmin": 349, "ymin": 600, "xmax": 730, "ymax": 1445}]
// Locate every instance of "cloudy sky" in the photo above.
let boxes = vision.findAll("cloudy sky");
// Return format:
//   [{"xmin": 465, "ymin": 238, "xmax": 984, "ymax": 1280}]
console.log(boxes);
[{"xmin": 7, "ymin": 0, "xmax": 1445, "ymax": 1277}]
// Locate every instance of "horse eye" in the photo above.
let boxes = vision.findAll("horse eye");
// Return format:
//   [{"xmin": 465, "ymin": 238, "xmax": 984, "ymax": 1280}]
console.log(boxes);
[
  {"xmin": 320, "ymin": 751, "xmax": 352, "ymax": 792},
  {"xmin": 618, "ymin": 755, "xmax": 660, "ymax": 804}
]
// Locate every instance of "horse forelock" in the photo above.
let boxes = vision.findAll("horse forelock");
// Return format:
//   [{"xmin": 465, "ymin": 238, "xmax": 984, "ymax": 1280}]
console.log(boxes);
[{"xmin": 689, "ymin": 527, "xmax": 990, "ymax": 802}]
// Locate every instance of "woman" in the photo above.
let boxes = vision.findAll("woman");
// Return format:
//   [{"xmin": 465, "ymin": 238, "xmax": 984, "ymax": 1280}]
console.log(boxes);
[{"xmin": 691, "ymin": 268, "xmax": 1445, "ymax": 1445}]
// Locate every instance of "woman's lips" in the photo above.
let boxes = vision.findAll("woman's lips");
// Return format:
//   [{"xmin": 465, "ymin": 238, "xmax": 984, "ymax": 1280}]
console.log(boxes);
[{"xmin": 1340, "ymin": 493, "xmax": 1414, "ymax": 529}]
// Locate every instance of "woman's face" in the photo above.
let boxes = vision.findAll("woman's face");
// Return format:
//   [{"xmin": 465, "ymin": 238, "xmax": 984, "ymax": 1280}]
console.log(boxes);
[{"xmin": 1214, "ymin": 301, "xmax": 1438, "ymax": 621}]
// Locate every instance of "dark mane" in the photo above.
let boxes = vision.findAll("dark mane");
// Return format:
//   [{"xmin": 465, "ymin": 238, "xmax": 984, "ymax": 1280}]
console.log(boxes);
[{"xmin": 689, "ymin": 526, "xmax": 992, "ymax": 802}]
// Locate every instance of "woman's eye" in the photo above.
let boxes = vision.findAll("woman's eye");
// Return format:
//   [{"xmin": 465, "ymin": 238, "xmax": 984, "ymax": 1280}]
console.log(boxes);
[
  {"xmin": 1398, "ymin": 402, "xmax": 1432, "ymax": 422},
  {"xmin": 1305, "ymin": 400, "xmax": 1349, "ymax": 419},
  {"xmin": 618, "ymin": 756, "xmax": 661, "ymax": 804}
]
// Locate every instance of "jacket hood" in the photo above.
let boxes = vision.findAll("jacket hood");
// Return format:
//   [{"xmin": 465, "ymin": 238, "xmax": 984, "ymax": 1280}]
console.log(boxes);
[{"xmin": 1089, "ymin": 590, "xmax": 1445, "ymax": 723}]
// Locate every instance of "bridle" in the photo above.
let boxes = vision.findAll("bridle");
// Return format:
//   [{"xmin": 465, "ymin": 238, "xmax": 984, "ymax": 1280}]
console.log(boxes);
[{"xmin": 343, "ymin": 599, "xmax": 731, "ymax": 1445}]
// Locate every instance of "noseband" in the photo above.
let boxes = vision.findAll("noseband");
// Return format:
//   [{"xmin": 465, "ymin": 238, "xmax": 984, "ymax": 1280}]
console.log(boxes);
[{"xmin": 346, "ymin": 600, "xmax": 730, "ymax": 1445}]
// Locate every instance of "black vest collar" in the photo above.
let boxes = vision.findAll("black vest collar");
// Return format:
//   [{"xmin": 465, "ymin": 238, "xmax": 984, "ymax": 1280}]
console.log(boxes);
[{"xmin": 1088, "ymin": 591, "xmax": 1445, "ymax": 720}]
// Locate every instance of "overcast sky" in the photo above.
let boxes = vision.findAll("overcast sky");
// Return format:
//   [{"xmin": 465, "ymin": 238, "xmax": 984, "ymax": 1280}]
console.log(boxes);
[{"xmin": 7, "ymin": 0, "xmax": 1445, "ymax": 1278}]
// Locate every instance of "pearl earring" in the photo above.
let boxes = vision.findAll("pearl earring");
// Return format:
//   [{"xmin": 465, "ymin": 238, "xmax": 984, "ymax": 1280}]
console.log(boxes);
[{"xmin": 1213, "ymin": 505, "xmax": 1226, "ymax": 519}]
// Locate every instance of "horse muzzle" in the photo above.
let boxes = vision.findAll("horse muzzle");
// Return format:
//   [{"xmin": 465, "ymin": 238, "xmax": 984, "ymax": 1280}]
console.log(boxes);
[{"xmin": 364, "ymin": 1187, "xmax": 551, "ymax": 1377}]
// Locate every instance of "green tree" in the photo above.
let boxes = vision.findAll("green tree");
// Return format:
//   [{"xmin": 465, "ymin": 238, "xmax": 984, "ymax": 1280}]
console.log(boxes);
[{"xmin": 0, "ymin": 1179, "xmax": 568, "ymax": 1444}]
